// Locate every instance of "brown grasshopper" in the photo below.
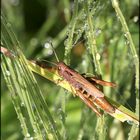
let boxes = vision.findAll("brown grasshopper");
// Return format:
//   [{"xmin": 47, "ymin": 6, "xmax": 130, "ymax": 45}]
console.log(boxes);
[
  {"xmin": 57, "ymin": 62, "xmax": 116, "ymax": 116},
  {"xmin": 35, "ymin": 43, "xmax": 117, "ymax": 116}
]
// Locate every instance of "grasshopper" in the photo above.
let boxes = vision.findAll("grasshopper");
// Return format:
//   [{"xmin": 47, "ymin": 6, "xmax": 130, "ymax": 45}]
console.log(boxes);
[
  {"xmin": 37, "ymin": 42, "xmax": 116, "ymax": 116},
  {"xmin": 57, "ymin": 62, "xmax": 116, "ymax": 116}
]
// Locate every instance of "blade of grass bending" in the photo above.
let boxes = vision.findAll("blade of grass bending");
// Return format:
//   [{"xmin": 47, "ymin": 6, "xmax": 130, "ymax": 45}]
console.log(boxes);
[{"xmin": 1, "ymin": 13, "xmax": 61, "ymax": 140}]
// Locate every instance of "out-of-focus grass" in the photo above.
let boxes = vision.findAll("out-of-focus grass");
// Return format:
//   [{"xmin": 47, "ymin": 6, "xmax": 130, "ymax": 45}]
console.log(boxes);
[{"xmin": 1, "ymin": 0, "xmax": 139, "ymax": 140}]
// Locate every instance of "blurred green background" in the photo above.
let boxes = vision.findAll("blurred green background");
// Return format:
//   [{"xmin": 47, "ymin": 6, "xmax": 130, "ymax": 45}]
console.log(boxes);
[{"xmin": 1, "ymin": 0, "xmax": 139, "ymax": 140}]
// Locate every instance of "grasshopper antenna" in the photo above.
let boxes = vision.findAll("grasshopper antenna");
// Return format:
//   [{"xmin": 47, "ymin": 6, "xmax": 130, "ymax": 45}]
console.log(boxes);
[
  {"xmin": 37, "ymin": 58, "xmax": 58, "ymax": 66},
  {"xmin": 49, "ymin": 41, "xmax": 60, "ymax": 62}
]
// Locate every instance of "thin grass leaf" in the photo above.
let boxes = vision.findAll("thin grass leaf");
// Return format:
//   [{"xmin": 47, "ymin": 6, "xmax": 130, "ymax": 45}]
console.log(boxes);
[
  {"xmin": 111, "ymin": 0, "xmax": 139, "ymax": 139},
  {"xmin": 1, "ymin": 13, "xmax": 61, "ymax": 140}
]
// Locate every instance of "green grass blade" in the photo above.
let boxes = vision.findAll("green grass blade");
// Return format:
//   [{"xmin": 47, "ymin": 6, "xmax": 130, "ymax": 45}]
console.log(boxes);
[{"xmin": 1, "ymin": 13, "xmax": 61, "ymax": 140}]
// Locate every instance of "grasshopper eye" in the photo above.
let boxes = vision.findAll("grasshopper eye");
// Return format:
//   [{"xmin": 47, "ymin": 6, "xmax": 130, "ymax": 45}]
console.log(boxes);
[{"xmin": 58, "ymin": 67, "xmax": 61, "ymax": 70}]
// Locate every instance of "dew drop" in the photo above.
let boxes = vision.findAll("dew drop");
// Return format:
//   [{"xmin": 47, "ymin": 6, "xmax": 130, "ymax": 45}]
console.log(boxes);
[
  {"xmin": 82, "ymin": 60, "xmax": 86, "ymax": 66},
  {"xmin": 48, "ymin": 50, "xmax": 53, "ymax": 55},
  {"xmin": 44, "ymin": 42, "xmax": 51, "ymax": 49},
  {"xmin": 124, "ymin": 33, "xmax": 127, "ymax": 37},
  {"xmin": 116, "ymin": 13, "xmax": 120, "ymax": 21},
  {"xmin": 26, "ymin": 133, "xmax": 30, "ymax": 138},
  {"xmin": 21, "ymin": 124, "xmax": 24, "ymax": 128},
  {"xmin": 33, "ymin": 129, "xmax": 38, "ymax": 134},
  {"xmin": 117, "ymin": 16, "xmax": 120, "ymax": 20},
  {"xmin": 57, "ymin": 108, "xmax": 62, "ymax": 114},
  {"xmin": 48, "ymin": 133, "xmax": 54, "ymax": 140},
  {"xmin": 133, "ymin": 55, "xmax": 138, "ymax": 59},
  {"xmin": 83, "ymin": 23, "xmax": 89, "ymax": 31},
  {"xmin": 125, "ymin": 40, "xmax": 130, "ymax": 46},
  {"xmin": 133, "ymin": 16, "xmax": 138, "ymax": 23},
  {"xmin": 82, "ymin": 13, "xmax": 87, "ymax": 20},
  {"xmin": 95, "ymin": 28, "xmax": 102, "ymax": 37},
  {"xmin": 21, "ymin": 102, "xmax": 25, "ymax": 107},
  {"xmin": 64, "ymin": 39, "xmax": 68, "ymax": 47},
  {"xmin": 5, "ymin": 70, "xmax": 11, "ymax": 76},
  {"xmin": 96, "ymin": 53, "xmax": 101, "ymax": 60},
  {"xmin": 110, "ymin": 39, "xmax": 114, "ymax": 44},
  {"xmin": 43, "ymin": 42, "xmax": 54, "ymax": 56}
]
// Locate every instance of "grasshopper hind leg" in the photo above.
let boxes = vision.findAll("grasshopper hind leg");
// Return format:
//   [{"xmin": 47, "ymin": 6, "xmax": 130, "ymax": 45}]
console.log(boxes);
[{"xmin": 77, "ymin": 91, "xmax": 102, "ymax": 116}]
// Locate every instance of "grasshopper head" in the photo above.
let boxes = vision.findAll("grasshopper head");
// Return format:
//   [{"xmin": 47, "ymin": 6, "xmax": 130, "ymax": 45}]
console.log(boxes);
[
  {"xmin": 57, "ymin": 62, "xmax": 67, "ymax": 71},
  {"xmin": 57, "ymin": 62, "xmax": 69, "ymax": 75}
]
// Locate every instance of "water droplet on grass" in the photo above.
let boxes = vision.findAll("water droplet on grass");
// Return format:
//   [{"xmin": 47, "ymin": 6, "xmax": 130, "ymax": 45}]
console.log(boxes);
[
  {"xmin": 26, "ymin": 133, "xmax": 30, "ymax": 138},
  {"xmin": 5, "ymin": 70, "xmax": 11, "ymax": 76},
  {"xmin": 96, "ymin": 53, "xmax": 101, "ymax": 60},
  {"xmin": 33, "ymin": 129, "xmax": 38, "ymax": 134},
  {"xmin": 21, "ymin": 102, "xmax": 25, "ymax": 107},
  {"xmin": 125, "ymin": 40, "xmax": 130, "ymax": 46},
  {"xmin": 110, "ymin": 39, "xmax": 114, "ymax": 44},
  {"xmin": 95, "ymin": 28, "xmax": 102, "ymax": 37},
  {"xmin": 21, "ymin": 124, "xmax": 24, "ymax": 128},
  {"xmin": 43, "ymin": 42, "xmax": 54, "ymax": 55},
  {"xmin": 133, "ymin": 16, "xmax": 138, "ymax": 23},
  {"xmin": 44, "ymin": 42, "xmax": 51, "ymax": 49}
]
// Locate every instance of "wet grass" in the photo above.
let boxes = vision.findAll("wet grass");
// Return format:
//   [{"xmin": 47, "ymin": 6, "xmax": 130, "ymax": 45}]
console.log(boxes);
[{"xmin": 1, "ymin": 0, "xmax": 139, "ymax": 140}]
